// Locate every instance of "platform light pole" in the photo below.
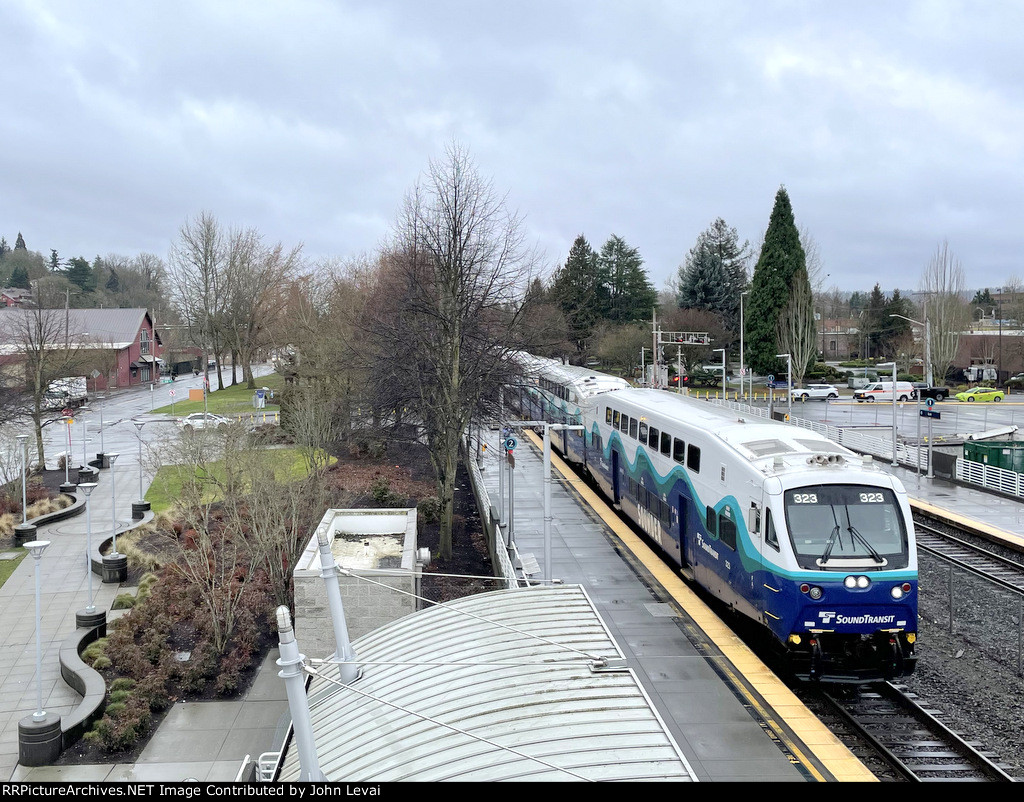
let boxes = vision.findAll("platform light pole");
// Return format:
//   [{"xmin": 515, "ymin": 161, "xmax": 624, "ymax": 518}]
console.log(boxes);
[
  {"xmin": 879, "ymin": 362, "xmax": 899, "ymax": 465},
  {"xmin": 107, "ymin": 452, "xmax": 121, "ymax": 556},
  {"xmin": 25, "ymin": 540, "xmax": 51, "ymax": 721},
  {"xmin": 776, "ymin": 353, "xmax": 792, "ymax": 419},
  {"xmin": 739, "ymin": 291, "xmax": 749, "ymax": 400}
]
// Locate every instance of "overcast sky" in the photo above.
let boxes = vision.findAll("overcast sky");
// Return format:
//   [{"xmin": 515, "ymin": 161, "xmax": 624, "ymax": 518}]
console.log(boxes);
[{"xmin": 3, "ymin": 1, "xmax": 1022, "ymax": 296}]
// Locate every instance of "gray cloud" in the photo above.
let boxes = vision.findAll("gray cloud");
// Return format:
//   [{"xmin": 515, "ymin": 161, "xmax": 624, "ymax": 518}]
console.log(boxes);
[{"xmin": 1, "ymin": 0, "xmax": 1021, "ymax": 295}]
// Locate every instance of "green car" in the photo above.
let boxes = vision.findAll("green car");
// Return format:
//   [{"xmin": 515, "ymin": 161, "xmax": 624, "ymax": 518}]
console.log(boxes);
[{"xmin": 954, "ymin": 387, "xmax": 1005, "ymax": 402}]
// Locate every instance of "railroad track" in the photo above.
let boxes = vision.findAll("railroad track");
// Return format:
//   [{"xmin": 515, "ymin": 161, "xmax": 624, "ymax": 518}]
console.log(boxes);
[
  {"xmin": 815, "ymin": 682, "xmax": 1016, "ymax": 781},
  {"xmin": 914, "ymin": 519, "xmax": 1024, "ymax": 593}
]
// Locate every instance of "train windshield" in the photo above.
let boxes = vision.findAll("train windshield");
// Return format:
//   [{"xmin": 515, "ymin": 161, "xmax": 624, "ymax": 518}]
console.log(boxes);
[{"xmin": 783, "ymin": 485, "xmax": 909, "ymax": 570}]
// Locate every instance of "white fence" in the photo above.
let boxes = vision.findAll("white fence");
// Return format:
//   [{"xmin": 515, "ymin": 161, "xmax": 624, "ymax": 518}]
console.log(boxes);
[{"xmin": 956, "ymin": 459, "xmax": 1024, "ymax": 498}]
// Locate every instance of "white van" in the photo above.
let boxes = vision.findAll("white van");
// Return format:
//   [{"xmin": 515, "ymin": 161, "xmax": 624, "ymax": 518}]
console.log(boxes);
[{"xmin": 853, "ymin": 381, "xmax": 915, "ymax": 402}]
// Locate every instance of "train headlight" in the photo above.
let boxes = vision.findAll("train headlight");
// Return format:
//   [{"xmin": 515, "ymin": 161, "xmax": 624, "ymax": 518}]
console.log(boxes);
[
  {"xmin": 890, "ymin": 586, "xmax": 904, "ymax": 599},
  {"xmin": 809, "ymin": 586, "xmax": 823, "ymax": 600},
  {"xmin": 857, "ymin": 575, "xmax": 870, "ymax": 589},
  {"xmin": 844, "ymin": 576, "xmax": 856, "ymax": 589}
]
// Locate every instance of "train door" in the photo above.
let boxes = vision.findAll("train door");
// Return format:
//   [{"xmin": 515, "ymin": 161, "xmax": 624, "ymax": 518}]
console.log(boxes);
[
  {"xmin": 750, "ymin": 498, "xmax": 780, "ymax": 624},
  {"xmin": 611, "ymin": 449, "xmax": 621, "ymax": 504},
  {"xmin": 677, "ymin": 493, "xmax": 691, "ymax": 571}
]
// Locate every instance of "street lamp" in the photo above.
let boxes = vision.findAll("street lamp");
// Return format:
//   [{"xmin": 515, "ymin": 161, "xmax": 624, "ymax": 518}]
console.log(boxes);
[
  {"xmin": 890, "ymin": 313, "xmax": 932, "ymax": 387},
  {"xmin": 132, "ymin": 422, "xmax": 145, "ymax": 502},
  {"xmin": 78, "ymin": 483, "xmax": 98, "ymax": 613},
  {"xmin": 24, "ymin": 539, "xmax": 51, "ymax": 721},
  {"xmin": 776, "ymin": 353, "xmax": 793, "ymax": 419},
  {"xmin": 107, "ymin": 452, "xmax": 121, "ymax": 556},
  {"xmin": 739, "ymin": 291, "xmax": 749, "ymax": 400},
  {"xmin": 17, "ymin": 434, "xmax": 29, "ymax": 525},
  {"xmin": 61, "ymin": 416, "xmax": 74, "ymax": 489},
  {"xmin": 131, "ymin": 421, "xmax": 151, "ymax": 519},
  {"xmin": 878, "ymin": 361, "xmax": 899, "ymax": 465},
  {"xmin": 713, "ymin": 348, "xmax": 726, "ymax": 397}
]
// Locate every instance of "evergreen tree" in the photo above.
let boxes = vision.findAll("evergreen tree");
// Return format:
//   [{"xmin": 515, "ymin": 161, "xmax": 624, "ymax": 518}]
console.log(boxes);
[
  {"xmin": 548, "ymin": 235, "xmax": 607, "ymax": 353},
  {"xmin": 598, "ymin": 234, "xmax": 655, "ymax": 323},
  {"xmin": 745, "ymin": 187, "xmax": 807, "ymax": 376},
  {"xmin": 862, "ymin": 283, "xmax": 889, "ymax": 358},
  {"xmin": 0, "ymin": 238, "xmax": 9, "ymax": 260},
  {"xmin": 49, "ymin": 249, "xmax": 61, "ymax": 272},
  {"xmin": 971, "ymin": 288, "xmax": 994, "ymax": 306},
  {"xmin": 9, "ymin": 264, "xmax": 30, "ymax": 289},
  {"xmin": 14, "ymin": 232, "xmax": 26, "ymax": 250},
  {"xmin": 106, "ymin": 267, "xmax": 120, "ymax": 293},
  {"xmin": 65, "ymin": 256, "xmax": 96, "ymax": 292},
  {"xmin": 677, "ymin": 218, "xmax": 749, "ymax": 331},
  {"xmin": 677, "ymin": 235, "xmax": 730, "ymax": 315}
]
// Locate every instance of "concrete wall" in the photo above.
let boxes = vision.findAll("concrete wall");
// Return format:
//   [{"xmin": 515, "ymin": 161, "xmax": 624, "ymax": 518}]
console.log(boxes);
[{"xmin": 294, "ymin": 570, "xmax": 418, "ymax": 659}]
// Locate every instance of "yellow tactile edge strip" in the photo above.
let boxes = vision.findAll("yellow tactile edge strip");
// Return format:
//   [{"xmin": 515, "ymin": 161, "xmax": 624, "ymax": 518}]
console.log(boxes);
[
  {"xmin": 522, "ymin": 429, "xmax": 876, "ymax": 782},
  {"xmin": 909, "ymin": 497, "xmax": 1024, "ymax": 546}
]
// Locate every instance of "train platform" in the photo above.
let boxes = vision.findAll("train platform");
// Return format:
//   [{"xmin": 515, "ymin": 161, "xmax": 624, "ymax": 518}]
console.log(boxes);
[
  {"xmin": 880, "ymin": 462, "xmax": 1024, "ymax": 547},
  {"xmin": 476, "ymin": 430, "xmax": 874, "ymax": 783}
]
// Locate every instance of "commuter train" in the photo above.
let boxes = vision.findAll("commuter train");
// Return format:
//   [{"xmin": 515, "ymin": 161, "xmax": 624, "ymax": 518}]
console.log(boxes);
[{"xmin": 516, "ymin": 360, "xmax": 918, "ymax": 682}]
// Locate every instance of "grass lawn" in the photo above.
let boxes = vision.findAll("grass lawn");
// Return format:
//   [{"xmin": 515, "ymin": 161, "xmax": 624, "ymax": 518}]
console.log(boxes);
[
  {"xmin": 145, "ymin": 446, "xmax": 332, "ymax": 513},
  {"xmin": 153, "ymin": 371, "xmax": 285, "ymax": 418},
  {"xmin": 0, "ymin": 550, "xmax": 27, "ymax": 590}
]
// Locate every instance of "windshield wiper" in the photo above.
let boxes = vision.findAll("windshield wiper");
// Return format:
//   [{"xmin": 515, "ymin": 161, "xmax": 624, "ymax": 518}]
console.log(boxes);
[
  {"xmin": 820, "ymin": 525, "xmax": 843, "ymax": 562},
  {"xmin": 847, "ymin": 524, "xmax": 885, "ymax": 564}
]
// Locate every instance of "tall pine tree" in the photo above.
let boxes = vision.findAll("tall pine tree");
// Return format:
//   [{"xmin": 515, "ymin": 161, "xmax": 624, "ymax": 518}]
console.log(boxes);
[
  {"xmin": 746, "ymin": 187, "xmax": 807, "ymax": 376},
  {"xmin": 548, "ymin": 235, "xmax": 607, "ymax": 353},
  {"xmin": 677, "ymin": 218, "xmax": 749, "ymax": 331},
  {"xmin": 598, "ymin": 234, "xmax": 655, "ymax": 324}
]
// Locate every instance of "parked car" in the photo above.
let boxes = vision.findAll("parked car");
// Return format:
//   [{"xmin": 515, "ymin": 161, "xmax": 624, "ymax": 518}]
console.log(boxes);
[
  {"xmin": 954, "ymin": 387, "xmax": 1005, "ymax": 403},
  {"xmin": 176, "ymin": 412, "xmax": 232, "ymax": 431},
  {"xmin": 853, "ymin": 381, "xmax": 915, "ymax": 402},
  {"xmin": 790, "ymin": 384, "xmax": 840, "ymax": 401}
]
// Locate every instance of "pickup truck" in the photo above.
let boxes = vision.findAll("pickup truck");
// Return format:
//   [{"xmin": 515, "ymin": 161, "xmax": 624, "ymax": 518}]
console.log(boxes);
[
  {"xmin": 913, "ymin": 385, "xmax": 951, "ymax": 402},
  {"xmin": 43, "ymin": 376, "xmax": 88, "ymax": 409}
]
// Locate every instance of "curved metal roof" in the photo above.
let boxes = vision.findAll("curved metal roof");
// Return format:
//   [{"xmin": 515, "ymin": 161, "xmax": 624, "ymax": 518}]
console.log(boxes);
[{"xmin": 278, "ymin": 585, "xmax": 696, "ymax": 782}]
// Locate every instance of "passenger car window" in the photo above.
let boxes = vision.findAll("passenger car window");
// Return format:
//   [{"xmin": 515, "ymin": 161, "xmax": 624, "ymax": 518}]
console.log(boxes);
[
  {"xmin": 673, "ymin": 437, "xmax": 685, "ymax": 463},
  {"xmin": 687, "ymin": 445, "xmax": 701, "ymax": 473}
]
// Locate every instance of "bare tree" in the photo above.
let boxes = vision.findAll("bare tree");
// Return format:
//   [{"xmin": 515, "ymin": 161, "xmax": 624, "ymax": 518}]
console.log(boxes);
[
  {"xmin": 920, "ymin": 241, "xmax": 970, "ymax": 383},
  {"xmin": 367, "ymin": 142, "xmax": 536, "ymax": 560},
  {"xmin": 222, "ymin": 228, "xmax": 302, "ymax": 388},
  {"xmin": 777, "ymin": 268, "xmax": 817, "ymax": 387},
  {"xmin": 168, "ymin": 212, "xmax": 227, "ymax": 386},
  {"xmin": 0, "ymin": 279, "xmax": 89, "ymax": 465}
]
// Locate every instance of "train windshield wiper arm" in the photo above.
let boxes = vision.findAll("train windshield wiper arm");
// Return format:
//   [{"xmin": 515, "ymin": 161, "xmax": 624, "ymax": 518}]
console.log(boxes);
[
  {"xmin": 847, "ymin": 524, "xmax": 885, "ymax": 563},
  {"xmin": 821, "ymin": 524, "xmax": 843, "ymax": 562}
]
